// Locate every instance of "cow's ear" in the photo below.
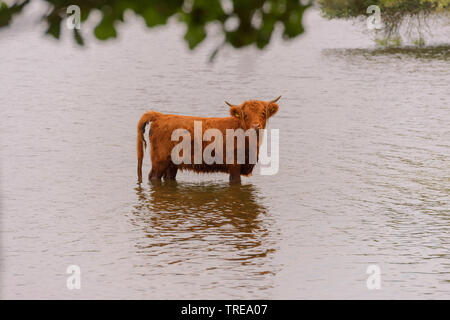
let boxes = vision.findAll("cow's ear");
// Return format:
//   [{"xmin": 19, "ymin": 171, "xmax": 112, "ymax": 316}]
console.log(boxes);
[
  {"xmin": 230, "ymin": 106, "xmax": 241, "ymax": 118},
  {"xmin": 267, "ymin": 103, "xmax": 279, "ymax": 117}
]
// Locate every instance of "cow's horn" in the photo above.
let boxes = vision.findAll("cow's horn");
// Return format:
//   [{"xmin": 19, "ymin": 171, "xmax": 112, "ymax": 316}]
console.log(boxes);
[
  {"xmin": 270, "ymin": 96, "xmax": 282, "ymax": 103},
  {"xmin": 225, "ymin": 101, "xmax": 234, "ymax": 107}
]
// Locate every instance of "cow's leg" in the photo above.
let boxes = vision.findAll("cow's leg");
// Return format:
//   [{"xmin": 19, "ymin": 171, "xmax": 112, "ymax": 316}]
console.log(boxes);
[
  {"xmin": 229, "ymin": 165, "xmax": 241, "ymax": 184},
  {"xmin": 148, "ymin": 161, "xmax": 169, "ymax": 181},
  {"xmin": 163, "ymin": 165, "xmax": 178, "ymax": 180},
  {"xmin": 148, "ymin": 169, "xmax": 161, "ymax": 181}
]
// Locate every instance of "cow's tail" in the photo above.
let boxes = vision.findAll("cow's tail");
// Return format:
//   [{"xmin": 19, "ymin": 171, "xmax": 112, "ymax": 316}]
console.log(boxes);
[{"xmin": 137, "ymin": 111, "xmax": 161, "ymax": 183}]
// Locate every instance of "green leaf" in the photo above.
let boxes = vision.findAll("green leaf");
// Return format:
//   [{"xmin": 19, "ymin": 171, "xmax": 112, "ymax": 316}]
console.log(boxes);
[
  {"xmin": 94, "ymin": 16, "xmax": 117, "ymax": 40},
  {"xmin": 45, "ymin": 18, "xmax": 61, "ymax": 39},
  {"xmin": 282, "ymin": 7, "xmax": 306, "ymax": 38},
  {"xmin": 73, "ymin": 28, "xmax": 84, "ymax": 45},
  {"xmin": 256, "ymin": 16, "xmax": 275, "ymax": 49},
  {"xmin": 184, "ymin": 24, "xmax": 207, "ymax": 49},
  {"xmin": 0, "ymin": 0, "xmax": 29, "ymax": 28},
  {"xmin": 142, "ymin": 6, "xmax": 167, "ymax": 27}
]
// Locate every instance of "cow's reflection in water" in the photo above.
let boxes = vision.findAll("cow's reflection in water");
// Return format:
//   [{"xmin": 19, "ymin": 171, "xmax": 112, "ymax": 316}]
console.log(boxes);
[{"xmin": 132, "ymin": 181, "xmax": 275, "ymax": 267}]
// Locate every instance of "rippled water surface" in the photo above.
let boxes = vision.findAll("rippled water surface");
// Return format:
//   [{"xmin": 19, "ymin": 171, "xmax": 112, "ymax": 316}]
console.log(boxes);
[{"xmin": 1, "ymin": 8, "xmax": 449, "ymax": 299}]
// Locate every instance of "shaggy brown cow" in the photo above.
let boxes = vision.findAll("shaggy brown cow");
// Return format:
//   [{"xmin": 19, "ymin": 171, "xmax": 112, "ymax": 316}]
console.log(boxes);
[{"xmin": 137, "ymin": 96, "xmax": 280, "ymax": 183}]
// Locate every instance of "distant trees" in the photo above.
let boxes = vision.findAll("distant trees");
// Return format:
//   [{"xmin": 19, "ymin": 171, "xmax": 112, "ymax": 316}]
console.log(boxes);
[{"xmin": 319, "ymin": 0, "xmax": 450, "ymax": 46}]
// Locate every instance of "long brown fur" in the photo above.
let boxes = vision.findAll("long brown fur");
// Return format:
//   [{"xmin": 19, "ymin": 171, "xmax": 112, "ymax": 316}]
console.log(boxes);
[{"xmin": 137, "ymin": 98, "xmax": 280, "ymax": 183}]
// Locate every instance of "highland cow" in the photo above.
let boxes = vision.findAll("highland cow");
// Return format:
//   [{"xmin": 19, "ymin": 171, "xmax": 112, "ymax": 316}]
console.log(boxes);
[{"xmin": 137, "ymin": 97, "xmax": 280, "ymax": 183}]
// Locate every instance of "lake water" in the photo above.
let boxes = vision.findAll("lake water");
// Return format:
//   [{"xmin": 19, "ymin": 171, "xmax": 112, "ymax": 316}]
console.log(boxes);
[{"xmin": 1, "ymin": 6, "xmax": 449, "ymax": 299}]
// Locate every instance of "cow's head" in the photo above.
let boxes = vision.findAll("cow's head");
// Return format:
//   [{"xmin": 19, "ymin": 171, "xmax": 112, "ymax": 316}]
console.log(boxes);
[{"xmin": 226, "ymin": 96, "xmax": 281, "ymax": 130}]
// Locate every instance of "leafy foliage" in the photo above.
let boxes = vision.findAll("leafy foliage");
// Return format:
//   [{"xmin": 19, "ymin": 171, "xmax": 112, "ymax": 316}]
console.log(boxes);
[
  {"xmin": 0, "ymin": 0, "xmax": 312, "ymax": 55},
  {"xmin": 0, "ymin": 0, "xmax": 28, "ymax": 27}
]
